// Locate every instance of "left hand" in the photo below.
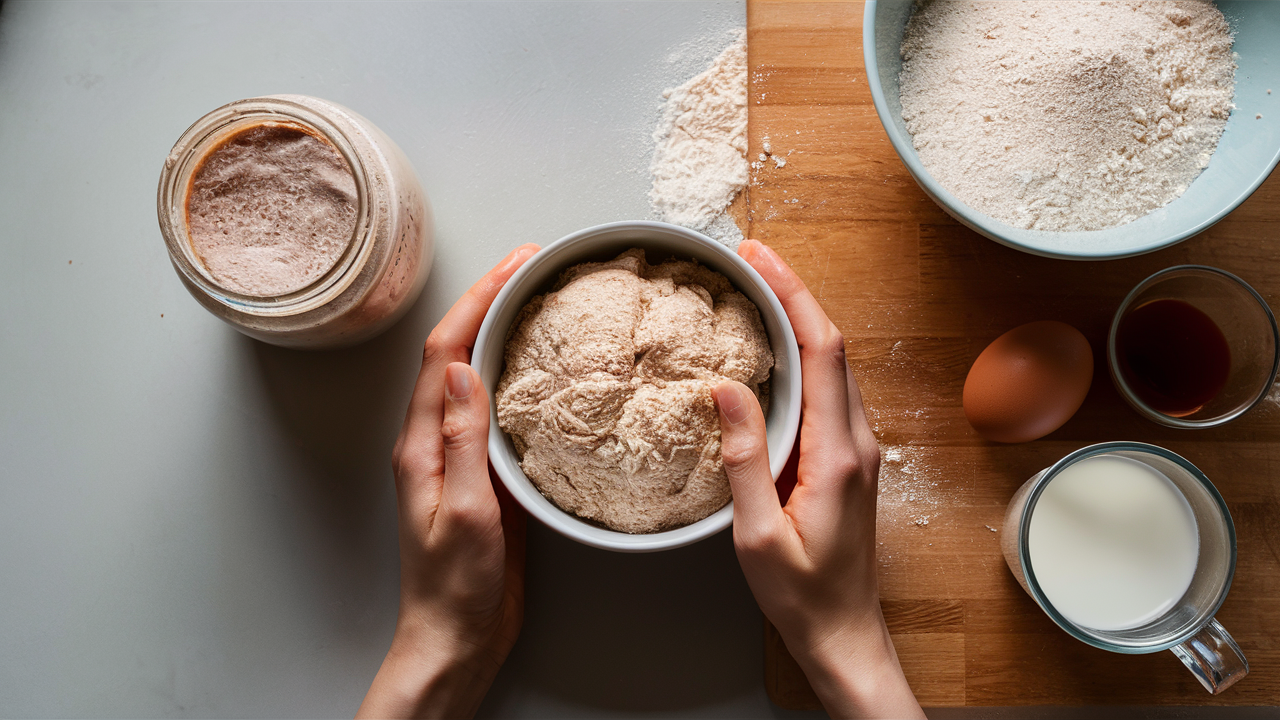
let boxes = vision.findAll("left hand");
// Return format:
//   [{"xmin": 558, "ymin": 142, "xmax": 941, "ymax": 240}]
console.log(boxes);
[{"xmin": 358, "ymin": 244, "xmax": 540, "ymax": 719}]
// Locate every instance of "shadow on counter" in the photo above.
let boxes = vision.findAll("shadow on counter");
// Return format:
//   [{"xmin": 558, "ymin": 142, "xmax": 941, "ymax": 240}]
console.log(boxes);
[
  {"xmin": 244, "ymin": 276, "xmax": 439, "ymax": 629},
  {"xmin": 478, "ymin": 525, "xmax": 779, "ymax": 717}
]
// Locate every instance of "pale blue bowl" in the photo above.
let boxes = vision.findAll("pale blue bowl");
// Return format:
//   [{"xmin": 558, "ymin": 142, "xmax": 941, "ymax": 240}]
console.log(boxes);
[{"xmin": 865, "ymin": 0, "xmax": 1280, "ymax": 260}]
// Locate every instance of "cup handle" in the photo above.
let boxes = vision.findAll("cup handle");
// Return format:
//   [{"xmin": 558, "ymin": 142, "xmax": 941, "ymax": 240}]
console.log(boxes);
[{"xmin": 1170, "ymin": 618, "xmax": 1249, "ymax": 694}]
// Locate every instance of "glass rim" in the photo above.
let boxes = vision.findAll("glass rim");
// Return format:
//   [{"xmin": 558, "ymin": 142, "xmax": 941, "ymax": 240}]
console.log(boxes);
[
  {"xmin": 1017, "ymin": 441, "xmax": 1237, "ymax": 654},
  {"xmin": 1107, "ymin": 264, "xmax": 1280, "ymax": 429},
  {"xmin": 156, "ymin": 96, "xmax": 375, "ymax": 318}
]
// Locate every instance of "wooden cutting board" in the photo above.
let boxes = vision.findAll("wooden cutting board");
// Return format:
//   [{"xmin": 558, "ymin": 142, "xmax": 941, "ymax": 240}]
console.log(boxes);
[{"xmin": 747, "ymin": 0, "xmax": 1280, "ymax": 710}]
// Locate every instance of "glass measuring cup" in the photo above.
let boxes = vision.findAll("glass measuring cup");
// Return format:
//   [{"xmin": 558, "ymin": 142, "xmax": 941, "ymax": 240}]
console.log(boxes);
[{"xmin": 1001, "ymin": 442, "xmax": 1248, "ymax": 694}]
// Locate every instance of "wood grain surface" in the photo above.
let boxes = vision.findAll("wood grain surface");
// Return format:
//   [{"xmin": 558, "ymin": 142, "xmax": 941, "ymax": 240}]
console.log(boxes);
[{"xmin": 747, "ymin": 0, "xmax": 1280, "ymax": 710}]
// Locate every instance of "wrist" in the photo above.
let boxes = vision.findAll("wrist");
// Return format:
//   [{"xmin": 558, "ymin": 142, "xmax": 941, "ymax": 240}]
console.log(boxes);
[
  {"xmin": 357, "ymin": 614, "xmax": 502, "ymax": 719},
  {"xmin": 786, "ymin": 615, "xmax": 923, "ymax": 719}
]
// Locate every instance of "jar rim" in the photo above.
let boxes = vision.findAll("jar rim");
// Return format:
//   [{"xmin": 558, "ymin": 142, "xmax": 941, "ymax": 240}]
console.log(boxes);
[{"xmin": 157, "ymin": 96, "xmax": 375, "ymax": 317}]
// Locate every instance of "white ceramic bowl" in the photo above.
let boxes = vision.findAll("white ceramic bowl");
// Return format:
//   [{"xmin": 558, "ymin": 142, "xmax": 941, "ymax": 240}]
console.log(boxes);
[
  {"xmin": 864, "ymin": 0, "xmax": 1280, "ymax": 260},
  {"xmin": 471, "ymin": 221, "xmax": 802, "ymax": 552}
]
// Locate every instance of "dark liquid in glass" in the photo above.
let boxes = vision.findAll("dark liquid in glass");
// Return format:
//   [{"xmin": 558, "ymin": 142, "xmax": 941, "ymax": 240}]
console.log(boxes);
[{"xmin": 1115, "ymin": 299, "xmax": 1231, "ymax": 417}]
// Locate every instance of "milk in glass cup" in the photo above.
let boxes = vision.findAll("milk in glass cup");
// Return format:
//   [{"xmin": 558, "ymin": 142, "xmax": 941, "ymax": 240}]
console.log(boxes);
[{"xmin": 1001, "ymin": 442, "xmax": 1247, "ymax": 694}]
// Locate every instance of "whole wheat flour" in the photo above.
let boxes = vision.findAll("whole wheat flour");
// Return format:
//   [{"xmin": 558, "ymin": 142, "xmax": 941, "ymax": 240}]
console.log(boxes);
[
  {"xmin": 899, "ymin": 1, "xmax": 1235, "ymax": 231},
  {"xmin": 496, "ymin": 249, "xmax": 773, "ymax": 534},
  {"xmin": 650, "ymin": 29, "xmax": 748, "ymax": 247}
]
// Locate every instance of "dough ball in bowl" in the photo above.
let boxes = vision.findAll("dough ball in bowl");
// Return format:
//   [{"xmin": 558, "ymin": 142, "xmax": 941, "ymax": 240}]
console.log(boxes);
[
  {"xmin": 495, "ymin": 248, "xmax": 774, "ymax": 534},
  {"xmin": 471, "ymin": 221, "xmax": 802, "ymax": 552}
]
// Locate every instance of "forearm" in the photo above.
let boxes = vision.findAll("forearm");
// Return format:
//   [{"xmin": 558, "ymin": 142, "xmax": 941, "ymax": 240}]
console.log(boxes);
[{"xmin": 788, "ymin": 617, "xmax": 925, "ymax": 720}]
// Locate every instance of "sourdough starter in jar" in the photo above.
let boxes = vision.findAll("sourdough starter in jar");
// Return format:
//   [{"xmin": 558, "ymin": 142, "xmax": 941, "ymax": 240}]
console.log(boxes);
[{"xmin": 158, "ymin": 95, "xmax": 433, "ymax": 349}]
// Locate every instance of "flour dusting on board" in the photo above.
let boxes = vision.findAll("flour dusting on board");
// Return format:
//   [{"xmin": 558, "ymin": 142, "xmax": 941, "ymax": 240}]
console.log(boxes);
[
  {"xmin": 1266, "ymin": 381, "xmax": 1280, "ymax": 408},
  {"xmin": 879, "ymin": 445, "xmax": 942, "ymax": 528},
  {"xmin": 649, "ymin": 29, "xmax": 748, "ymax": 248}
]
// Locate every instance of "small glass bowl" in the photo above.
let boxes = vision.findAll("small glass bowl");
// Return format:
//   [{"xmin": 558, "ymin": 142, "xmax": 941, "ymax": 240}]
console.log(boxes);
[{"xmin": 1107, "ymin": 265, "xmax": 1279, "ymax": 428}]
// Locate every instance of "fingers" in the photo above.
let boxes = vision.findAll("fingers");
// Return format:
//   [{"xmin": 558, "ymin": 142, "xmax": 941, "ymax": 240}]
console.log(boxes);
[
  {"xmin": 738, "ymin": 239, "xmax": 846, "ymax": 360},
  {"xmin": 429, "ymin": 243, "xmax": 542, "ymax": 354},
  {"xmin": 414, "ymin": 242, "xmax": 540, "ymax": 405},
  {"xmin": 439, "ymin": 364, "xmax": 498, "ymax": 514},
  {"xmin": 714, "ymin": 382, "xmax": 786, "ymax": 547},
  {"xmin": 397, "ymin": 243, "xmax": 540, "ymax": 481},
  {"xmin": 497, "ymin": 471, "xmax": 527, "ymax": 608},
  {"xmin": 739, "ymin": 239, "xmax": 855, "ymax": 447},
  {"xmin": 845, "ymin": 364, "xmax": 880, "ymax": 461}
]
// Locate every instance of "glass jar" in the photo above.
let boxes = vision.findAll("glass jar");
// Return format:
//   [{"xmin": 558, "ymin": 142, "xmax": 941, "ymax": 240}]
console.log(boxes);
[{"xmin": 157, "ymin": 95, "xmax": 433, "ymax": 349}]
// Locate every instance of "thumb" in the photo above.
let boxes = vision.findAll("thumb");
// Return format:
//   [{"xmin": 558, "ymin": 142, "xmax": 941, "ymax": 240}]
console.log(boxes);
[
  {"xmin": 439, "ymin": 363, "xmax": 496, "ymax": 511},
  {"xmin": 713, "ymin": 382, "xmax": 784, "ymax": 540}
]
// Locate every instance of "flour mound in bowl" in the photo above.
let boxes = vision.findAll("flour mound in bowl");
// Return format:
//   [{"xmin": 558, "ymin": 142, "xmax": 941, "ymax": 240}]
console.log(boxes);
[
  {"xmin": 898, "ymin": 0, "xmax": 1236, "ymax": 231},
  {"xmin": 496, "ymin": 249, "xmax": 774, "ymax": 534}
]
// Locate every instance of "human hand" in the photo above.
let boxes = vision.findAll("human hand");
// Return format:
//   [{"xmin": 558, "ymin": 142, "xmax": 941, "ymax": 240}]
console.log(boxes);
[
  {"xmin": 358, "ymin": 244, "xmax": 540, "ymax": 720},
  {"xmin": 712, "ymin": 240, "xmax": 923, "ymax": 719}
]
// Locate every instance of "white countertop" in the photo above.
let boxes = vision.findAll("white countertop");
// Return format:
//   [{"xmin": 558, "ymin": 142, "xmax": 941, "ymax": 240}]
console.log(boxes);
[{"xmin": 0, "ymin": 2, "xmax": 823, "ymax": 717}]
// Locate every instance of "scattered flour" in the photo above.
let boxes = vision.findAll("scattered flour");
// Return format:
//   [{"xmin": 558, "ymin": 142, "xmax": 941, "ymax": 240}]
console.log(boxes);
[
  {"xmin": 650, "ymin": 29, "xmax": 748, "ymax": 248},
  {"xmin": 899, "ymin": 0, "xmax": 1236, "ymax": 231},
  {"xmin": 752, "ymin": 134, "xmax": 791, "ymax": 172},
  {"xmin": 1264, "ymin": 381, "xmax": 1280, "ymax": 408},
  {"xmin": 879, "ymin": 444, "xmax": 942, "ymax": 529}
]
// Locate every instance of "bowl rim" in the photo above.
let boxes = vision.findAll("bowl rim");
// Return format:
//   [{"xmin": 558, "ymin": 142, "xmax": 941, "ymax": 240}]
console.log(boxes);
[
  {"xmin": 471, "ymin": 220, "xmax": 803, "ymax": 552},
  {"xmin": 862, "ymin": 0, "xmax": 1280, "ymax": 261}
]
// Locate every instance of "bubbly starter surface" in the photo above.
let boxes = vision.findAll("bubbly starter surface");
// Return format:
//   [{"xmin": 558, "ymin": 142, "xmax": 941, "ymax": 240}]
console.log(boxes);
[{"xmin": 185, "ymin": 123, "xmax": 358, "ymax": 297}]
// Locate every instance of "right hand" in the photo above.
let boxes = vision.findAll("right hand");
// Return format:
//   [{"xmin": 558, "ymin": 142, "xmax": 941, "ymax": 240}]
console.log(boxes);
[{"xmin": 712, "ymin": 240, "xmax": 923, "ymax": 719}]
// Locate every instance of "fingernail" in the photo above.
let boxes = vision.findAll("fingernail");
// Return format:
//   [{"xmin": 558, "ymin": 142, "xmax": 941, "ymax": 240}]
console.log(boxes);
[
  {"xmin": 445, "ymin": 364, "xmax": 473, "ymax": 401},
  {"xmin": 755, "ymin": 242, "xmax": 787, "ymax": 271},
  {"xmin": 716, "ymin": 384, "xmax": 750, "ymax": 425},
  {"xmin": 500, "ymin": 243, "xmax": 540, "ymax": 274}
]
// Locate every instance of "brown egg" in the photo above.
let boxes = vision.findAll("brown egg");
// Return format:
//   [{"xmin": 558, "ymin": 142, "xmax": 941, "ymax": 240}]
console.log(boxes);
[{"xmin": 963, "ymin": 321, "xmax": 1093, "ymax": 443}]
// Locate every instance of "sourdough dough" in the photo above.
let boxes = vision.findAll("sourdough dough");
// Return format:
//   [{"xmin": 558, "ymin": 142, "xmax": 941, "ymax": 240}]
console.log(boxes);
[{"xmin": 496, "ymin": 249, "xmax": 774, "ymax": 533}]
